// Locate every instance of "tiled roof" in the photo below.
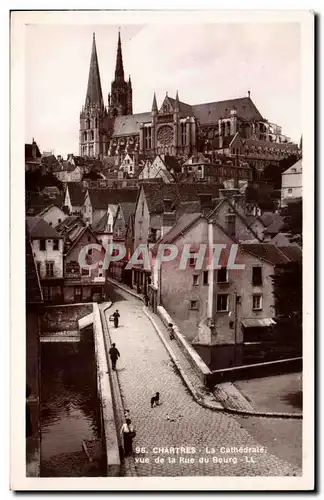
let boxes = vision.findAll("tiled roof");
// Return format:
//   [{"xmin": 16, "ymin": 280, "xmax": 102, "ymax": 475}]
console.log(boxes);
[
  {"xmin": 25, "ymin": 225, "xmax": 43, "ymax": 304},
  {"xmin": 261, "ymin": 212, "xmax": 284, "ymax": 234},
  {"xmin": 112, "ymin": 112, "xmax": 151, "ymax": 137},
  {"xmin": 26, "ymin": 192, "xmax": 64, "ymax": 215},
  {"xmin": 176, "ymin": 200, "xmax": 201, "ymax": 217},
  {"xmin": 167, "ymin": 97, "xmax": 194, "ymax": 117},
  {"xmin": 120, "ymin": 202, "xmax": 136, "ymax": 225},
  {"xmin": 41, "ymin": 154, "xmax": 59, "ymax": 167},
  {"xmin": 37, "ymin": 203, "xmax": 64, "ymax": 217},
  {"xmin": 65, "ymin": 225, "xmax": 102, "ymax": 255},
  {"xmin": 73, "ymin": 156, "xmax": 87, "ymax": 166},
  {"xmin": 240, "ymin": 243, "xmax": 291, "ymax": 265},
  {"xmin": 88, "ymin": 188, "xmax": 138, "ymax": 210},
  {"xmin": 277, "ymin": 245, "xmax": 302, "ymax": 262},
  {"xmin": 25, "ymin": 142, "xmax": 41, "ymax": 160},
  {"xmin": 163, "ymin": 155, "xmax": 181, "ymax": 173},
  {"xmin": 66, "ymin": 183, "xmax": 87, "ymax": 206},
  {"xmin": 26, "ymin": 216, "xmax": 62, "ymax": 239},
  {"xmin": 283, "ymin": 158, "xmax": 302, "ymax": 174},
  {"xmin": 245, "ymin": 214, "xmax": 265, "ymax": 227},
  {"xmin": 142, "ymin": 183, "xmax": 220, "ymax": 214},
  {"xmin": 56, "ymin": 216, "xmax": 86, "ymax": 236},
  {"xmin": 151, "ymin": 213, "xmax": 201, "ymax": 254},
  {"xmin": 103, "ymin": 157, "xmax": 119, "ymax": 169},
  {"xmin": 192, "ymin": 97, "xmax": 263, "ymax": 125},
  {"xmin": 93, "ymin": 212, "xmax": 109, "ymax": 232}
]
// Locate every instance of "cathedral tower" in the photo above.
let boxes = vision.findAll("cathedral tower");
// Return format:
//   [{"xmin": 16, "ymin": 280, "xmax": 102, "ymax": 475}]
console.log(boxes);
[
  {"xmin": 108, "ymin": 31, "xmax": 133, "ymax": 117},
  {"xmin": 80, "ymin": 33, "xmax": 107, "ymax": 157}
]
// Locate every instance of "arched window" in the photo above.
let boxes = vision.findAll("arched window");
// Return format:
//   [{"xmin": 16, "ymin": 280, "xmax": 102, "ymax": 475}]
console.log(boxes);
[
  {"xmin": 85, "ymin": 119, "xmax": 90, "ymax": 129},
  {"xmin": 90, "ymin": 130, "xmax": 94, "ymax": 141}
]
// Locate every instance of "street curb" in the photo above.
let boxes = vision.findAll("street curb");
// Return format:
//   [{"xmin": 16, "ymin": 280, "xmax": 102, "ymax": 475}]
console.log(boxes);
[
  {"xmin": 101, "ymin": 303, "xmax": 138, "ymax": 477},
  {"xmin": 108, "ymin": 280, "xmax": 303, "ymax": 420},
  {"xmin": 143, "ymin": 307, "xmax": 223, "ymax": 411},
  {"xmin": 145, "ymin": 309, "xmax": 303, "ymax": 420}
]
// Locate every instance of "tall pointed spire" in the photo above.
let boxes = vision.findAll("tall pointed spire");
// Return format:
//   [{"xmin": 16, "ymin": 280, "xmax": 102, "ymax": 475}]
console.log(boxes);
[
  {"xmin": 114, "ymin": 30, "xmax": 125, "ymax": 81},
  {"xmin": 152, "ymin": 92, "xmax": 158, "ymax": 112},
  {"xmin": 175, "ymin": 90, "xmax": 180, "ymax": 109},
  {"xmin": 85, "ymin": 33, "xmax": 104, "ymax": 108}
]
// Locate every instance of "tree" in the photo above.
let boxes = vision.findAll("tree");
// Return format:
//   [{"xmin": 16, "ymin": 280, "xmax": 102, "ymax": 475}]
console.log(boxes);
[
  {"xmin": 281, "ymin": 199, "xmax": 302, "ymax": 246},
  {"xmin": 271, "ymin": 261, "xmax": 302, "ymax": 352}
]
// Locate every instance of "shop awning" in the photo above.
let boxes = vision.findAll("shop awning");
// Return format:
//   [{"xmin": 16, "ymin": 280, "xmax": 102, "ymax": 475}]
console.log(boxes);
[{"xmin": 241, "ymin": 318, "xmax": 276, "ymax": 328}]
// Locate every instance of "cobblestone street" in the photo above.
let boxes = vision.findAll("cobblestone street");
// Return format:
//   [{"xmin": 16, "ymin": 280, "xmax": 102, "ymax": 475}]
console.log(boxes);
[{"xmin": 104, "ymin": 284, "xmax": 301, "ymax": 477}]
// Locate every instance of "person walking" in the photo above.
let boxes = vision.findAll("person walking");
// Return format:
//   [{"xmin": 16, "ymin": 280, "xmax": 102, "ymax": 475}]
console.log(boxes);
[
  {"xmin": 109, "ymin": 343, "xmax": 120, "ymax": 371},
  {"xmin": 168, "ymin": 323, "xmax": 175, "ymax": 340},
  {"xmin": 144, "ymin": 294, "xmax": 149, "ymax": 307},
  {"xmin": 120, "ymin": 418, "xmax": 136, "ymax": 457},
  {"xmin": 112, "ymin": 310, "xmax": 120, "ymax": 328}
]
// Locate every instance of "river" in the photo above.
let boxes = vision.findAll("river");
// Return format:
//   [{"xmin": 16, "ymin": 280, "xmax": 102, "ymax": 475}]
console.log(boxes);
[{"xmin": 40, "ymin": 336, "xmax": 106, "ymax": 477}]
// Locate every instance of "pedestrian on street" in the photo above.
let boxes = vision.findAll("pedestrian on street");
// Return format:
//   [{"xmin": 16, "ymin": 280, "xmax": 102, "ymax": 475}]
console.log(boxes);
[
  {"xmin": 168, "ymin": 322, "xmax": 175, "ymax": 340},
  {"xmin": 112, "ymin": 310, "xmax": 120, "ymax": 328},
  {"xmin": 109, "ymin": 343, "xmax": 120, "ymax": 371},
  {"xmin": 120, "ymin": 418, "xmax": 136, "ymax": 457},
  {"xmin": 144, "ymin": 294, "xmax": 149, "ymax": 307}
]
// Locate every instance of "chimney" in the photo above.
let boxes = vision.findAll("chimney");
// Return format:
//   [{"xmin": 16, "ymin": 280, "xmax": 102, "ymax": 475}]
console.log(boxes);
[
  {"xmin": 199, "ymin": 193, "xmax": 213, "ymax": 215},
  {"xmin": 161, "ymin": 199, "xmax": 176, "ymax": 237}
]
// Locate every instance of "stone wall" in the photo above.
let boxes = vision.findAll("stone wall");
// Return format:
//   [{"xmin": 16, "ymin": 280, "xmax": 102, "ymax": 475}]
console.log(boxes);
[{"xmin": 41, "ymin": 304, "xmax": 93, "ymax": 332}]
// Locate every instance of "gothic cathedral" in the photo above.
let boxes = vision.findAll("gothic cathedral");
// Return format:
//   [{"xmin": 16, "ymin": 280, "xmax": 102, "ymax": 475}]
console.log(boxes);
[{"xmin": 80, "ymin": 31, "xmax": 295, "ymax": 160}]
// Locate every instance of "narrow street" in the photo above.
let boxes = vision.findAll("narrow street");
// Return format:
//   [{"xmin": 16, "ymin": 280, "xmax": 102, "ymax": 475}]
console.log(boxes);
[{"xmin": 103, "ymin": 283, "xmax": 301, "ymax": 477}]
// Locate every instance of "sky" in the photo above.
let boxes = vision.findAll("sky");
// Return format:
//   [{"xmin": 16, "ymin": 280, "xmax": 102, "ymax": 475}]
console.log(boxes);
[{"xmin": 25, "ymin": 22, "xmax": 301, "ymax": 157}]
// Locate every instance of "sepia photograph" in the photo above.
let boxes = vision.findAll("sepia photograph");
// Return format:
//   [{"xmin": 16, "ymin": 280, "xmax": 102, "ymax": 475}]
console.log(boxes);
[{"xmin": 10, "ymin": 8, "xmax": 314, "ymax": 490}]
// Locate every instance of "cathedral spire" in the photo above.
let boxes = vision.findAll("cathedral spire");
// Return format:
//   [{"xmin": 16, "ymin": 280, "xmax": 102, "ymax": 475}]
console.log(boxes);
[
  {"xmin": 114, "ymin": 30, "xmax": 125, "ymax": 81},
  {"xmin": 85, "ymin": 33, "xmax": 104, "ymax": 109},
  {"xmin": 175, "ymin": 90, "xmax": 180, "ymax": 110},
  {"xmin": 152, "ymin": 92, "xmax": 158, "ymax": 112}
]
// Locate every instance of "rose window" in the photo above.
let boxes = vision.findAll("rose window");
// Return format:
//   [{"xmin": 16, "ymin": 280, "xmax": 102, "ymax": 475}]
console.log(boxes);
[{"xmin": 157, "ymin": 126, "xmax": 173, "ymax": 145}]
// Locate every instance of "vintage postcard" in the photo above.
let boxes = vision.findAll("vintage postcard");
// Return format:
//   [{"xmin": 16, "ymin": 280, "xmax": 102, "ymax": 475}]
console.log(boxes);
[{"xmin": 10, "ymin": 9, "xmax": 314, "ymax": 491}]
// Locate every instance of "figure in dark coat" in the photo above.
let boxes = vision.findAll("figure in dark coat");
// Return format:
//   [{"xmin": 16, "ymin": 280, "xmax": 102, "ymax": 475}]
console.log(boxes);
[
  {"xmin": 112, "ymin": 310, "xmax": 120, "ymax": 328},
  {"xmin": 109, "ymin": 343, "xmax": 120, "ymax": 370}
]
